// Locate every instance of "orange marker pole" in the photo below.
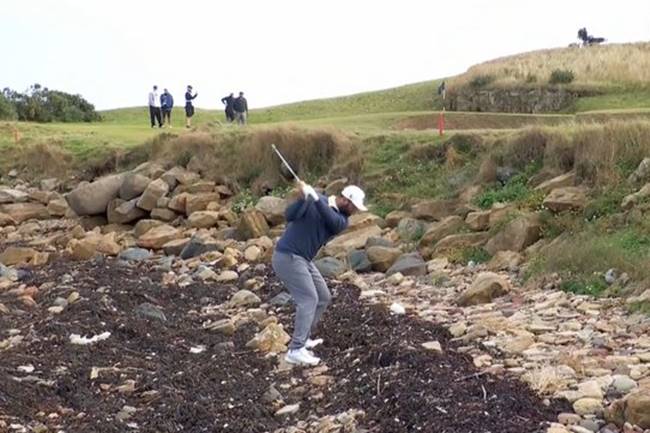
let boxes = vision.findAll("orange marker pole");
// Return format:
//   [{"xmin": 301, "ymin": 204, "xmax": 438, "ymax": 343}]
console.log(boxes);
[{"xmin": 438, "ymin": 109, "xmax": 445, "ymax": 136}]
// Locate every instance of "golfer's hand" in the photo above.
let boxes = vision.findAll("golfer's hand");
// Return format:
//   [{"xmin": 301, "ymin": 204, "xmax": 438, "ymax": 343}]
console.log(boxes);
[{"xmin": 301, "ymin": 183, "xmax": 318, "ymax": 201}]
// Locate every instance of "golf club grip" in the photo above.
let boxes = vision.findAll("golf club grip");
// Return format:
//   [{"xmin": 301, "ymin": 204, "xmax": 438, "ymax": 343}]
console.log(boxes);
[{"xmin": 271, "ymin": 144, "xmax": 301, "ymax": 182}]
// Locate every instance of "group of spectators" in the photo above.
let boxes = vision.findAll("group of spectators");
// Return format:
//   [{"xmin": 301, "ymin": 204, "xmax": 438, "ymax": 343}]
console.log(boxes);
[
  {"xmin": 220, "ymin": 92, "xmax": 248, "ymax": 125},
  {"xmin": 147, "ymin": 86, "xmax": 247, "ymax": 128}
]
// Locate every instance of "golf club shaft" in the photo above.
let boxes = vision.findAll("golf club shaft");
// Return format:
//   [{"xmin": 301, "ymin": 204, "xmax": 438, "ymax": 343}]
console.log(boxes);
[{"xmin": 271, "ymin": 144, "xmax": 301, "ymax": 182}]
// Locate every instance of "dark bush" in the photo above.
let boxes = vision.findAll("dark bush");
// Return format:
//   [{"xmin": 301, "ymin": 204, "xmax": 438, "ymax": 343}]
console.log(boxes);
[
  {"xmin": 549, "ymin": 69, "xmax": 575, "ymax": 84},
  {"xmin": 2, "ymin": 84, "xmax": 100, "ymax": 122},
  {"xmin": 469, "ymin": 74, "xmax": 495, "ymax": 89}
]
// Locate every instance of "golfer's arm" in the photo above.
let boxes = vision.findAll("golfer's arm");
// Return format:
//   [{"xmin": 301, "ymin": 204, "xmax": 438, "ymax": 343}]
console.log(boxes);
[
  {"xmin": 313, "ymin": 198, "xmax": 347, "ymax": 233},
  {"xmin": 285, "ymin": 199, "xmax": 309, "ymax": 222}
]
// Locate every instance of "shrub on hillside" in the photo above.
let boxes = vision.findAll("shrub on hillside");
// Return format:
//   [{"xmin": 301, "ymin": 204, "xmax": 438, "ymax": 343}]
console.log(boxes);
[
  {"xmin": 469, "ymin": 74, "xmax": 495, "ymax": 89},
  {"xmin": 549, "ymin": 69, "xmax": 575, "ymax": 84},
  {"xmin": 2, "ymin": 84, "xmax": 100, "ymax": 122},
  {"xmin": 0, "ymin": 93, "xmax": 16, "ymax": 120}
]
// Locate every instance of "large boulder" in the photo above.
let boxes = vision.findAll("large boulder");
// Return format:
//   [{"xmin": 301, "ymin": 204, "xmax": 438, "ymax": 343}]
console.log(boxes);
[
  {"xmin": 543, "ymin": 187, "xmax": 587, "ymax": 212},
  {"xmin": 367, "ymin": 246, "xmax": 402, "ymax": 272},
  {"xmin": 255, "ymin": 196, "xmax": 287, "ymax": 226},
  {"xmin": 428, "ymin": 232, "xmax": 490, "ymax": 258},
  {"xmin": 418, "ymin": 216, "xmax": 465, "ymax": 248},
  {"xmin": 185, "ymin": 193, "xmax": 221, "ymax": 215},
  {"xmin": 457, "ymin": 272, "xmax": 511, "ymax": 306},
  {"xmin": 188, "ymin": 211, "xmax": 220, "ymax": 228},
  {"xmin": 65, "ymin": 174, "xmax": 125, "ymax": 216},
  {"xmin": 411, "ymin": 199, "xmax": 458, "ymax": 221},
  {"xmin": 606, "ymin": 388, "xmax": 650, "ymax": 429},
  {"xmin": 397, "ymin": 218, "xmax": 428, "ymax": 241},
  {"xmin": 323, "ymin": 225, "xmax": 382, "ymax": 257},
  {"xmin": 136, "ymin": 224, "xmax": 182, "ymax": 249},
  {"xmin": 137, "ymin": 179, "xmax": 169, "ymax": 211},
  {"xmin": 625, "ymin": 389, "xmax": 650, "ymax": 429},
  {"xmin": 0, "ymin": 203, "xmax": 49, "ymax": 223},
  {"xmin": 161, "ymin": 166, "xmax": 200, "ymax": 188},
  {"xmin": 237, "ymin": 209, "xmax": 270, "ymax": 240},
  {"xmin": 387, "ymin": 253, "xmax": 427, "ymax": 276},
  {"xmin": 68, "ymin": 233, "xmax": 122, "ymax": 259},
  {"xmin": 314, "ymin": 257, "xmax": 346, "ymax": 278},
  {"xmin": 534, "ymin": 172, "xmax": 576, "ymax": 194},
  {"xmin": 107, "ymin": 198, "xmax": 147, "ymax": 224},
  {"xmin": 119, "ymin": 173, "xmax": 151, "ymax": 200},
  {"xmin": 485, "ymin": 213, "xmax": 541, "ymax": 255}
]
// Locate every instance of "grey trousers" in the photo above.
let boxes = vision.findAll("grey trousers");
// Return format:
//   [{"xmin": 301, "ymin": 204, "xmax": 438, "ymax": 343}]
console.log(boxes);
[{"xmin": 272, "ymin": 251, "xmax": 331, "ymax": 350}]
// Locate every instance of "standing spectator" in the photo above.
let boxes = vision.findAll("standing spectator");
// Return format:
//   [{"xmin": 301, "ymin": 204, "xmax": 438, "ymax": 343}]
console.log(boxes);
[
  {"xmin": 184, "ymin": 85, "xmax": 198, "ymax": 128},
  {"xmin": 221, "ymin": 93, "xmax": 235, "ymax": 122},
  {"xmin": 160, "ymin": 88, "xmax": 174, "ymax": 128},
  {"xmin": 233, "ymin": 91, "xmax": 248, "ymax": 125},
  {"xmin": 148, "ymin": 85, "xmax": 162, "ymax": 128}
]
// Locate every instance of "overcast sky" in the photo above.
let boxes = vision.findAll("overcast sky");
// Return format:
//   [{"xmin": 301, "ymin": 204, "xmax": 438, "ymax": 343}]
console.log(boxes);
[{"xmin": 2, "ymin": 0, "xmax": 648, "ymax": 110}]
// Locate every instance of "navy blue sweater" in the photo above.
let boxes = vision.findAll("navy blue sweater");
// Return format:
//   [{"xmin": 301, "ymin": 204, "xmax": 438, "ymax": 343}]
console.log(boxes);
[{"xmin": 275, "ymin": 194, "xmax": 349, "ymax": 261}]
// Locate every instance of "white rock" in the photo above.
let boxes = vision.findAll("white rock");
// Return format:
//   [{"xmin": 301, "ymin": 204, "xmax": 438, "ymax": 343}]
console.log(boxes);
[
  {"xmin": 390, "ymin": 303, "xmax": 406, "ymax": 315},
  {"xmin": 421, "ymin": 341, "xmax": 443, "ymax": 354}
]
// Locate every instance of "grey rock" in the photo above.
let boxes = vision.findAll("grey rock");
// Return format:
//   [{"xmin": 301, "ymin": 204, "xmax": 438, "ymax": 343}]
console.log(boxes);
[
  {"xmin": 119, "ymin": 173, "xmax": 151, "ymax": 200},
  {"xmin": 396, "ymin": 218, "xmax": 427, "ymax": 242},
  {"xmin": 365, "ymin": 236, "xmax": 394, "ymax": 249},
  {"xmin": 156, "ymin": 256, "xmax": 174, "ymax": 272},
  {"xmin": 53, "ymin": 297, "xmax": 68, "ymax": 308},
  {"xmin": 262, "ymin": 384, "xmax": 283, "ymax": 404},
  {"xmin": 605, "ymin": 268, "xmax": 617, "ymax": 285},
  {"xmin": 180, "ymin": 238, "xmax": 219, "ymax": 260},
  {"xmin": 348, "ymin": 249, "xmax": 372, "ymax": 273},
  {"xmin": 314, "ymin": 257, "xmax": 346, "ymax": 278},
  {"xmin": 0, "ymin": 263, "xmax": 18, "ymax": 280},
  {"xmin": 578, "ymin": 419, "xmax": 600, "ymax": 432},
  {"xmin": 611, "ymin": 374, "xmax": 637, "ymax": 394},
  {"xmin": 386, "ymin": 252, "xmax": 427, "ymax": 276},
  {"xmin": 269, "ymin": 292, "xmax": 292, "ymax": 306},
  {"xmin": 118, "ymin": 248, "xmax": 153, "ymax": 262},
  {"xmin": 65, "ymin": 174, "xmax": 125, "ymax": 216},
  {"xmin": 496, "ymin": 166, "xmax": 518, "ymax": 185},
  {"xmin": 135, "ymin": 302, "xmax": 167, "ymax": 322}
]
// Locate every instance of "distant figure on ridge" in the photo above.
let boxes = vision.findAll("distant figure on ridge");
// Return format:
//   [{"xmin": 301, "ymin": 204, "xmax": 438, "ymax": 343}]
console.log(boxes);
[
  {"xmin": 221, "ymin": 93, "xmax": 235, "ymax": 123},
  {"xmin": 148, "ymin": 85, "xmax": 162, "ymax": 128},
  {"xmin": 233, "ymin": 91, "xmax": 248, "ymax": 125},
  {"xmin": 160, "ymin": 88, "xmax": 174, "ymax": 128},
  {"xmin": 185, "ymin": 85, "xmax": 198, "ymax": 128}
]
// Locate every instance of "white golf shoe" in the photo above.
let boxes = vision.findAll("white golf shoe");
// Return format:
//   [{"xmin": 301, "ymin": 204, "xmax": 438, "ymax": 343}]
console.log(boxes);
[
  {"xmin": 285, "ymin": 347, "xmax": 320, "ymax": 366},
  {"xmin": 305, "ymin": 338, "xmax": 323, "ymax": 349}
]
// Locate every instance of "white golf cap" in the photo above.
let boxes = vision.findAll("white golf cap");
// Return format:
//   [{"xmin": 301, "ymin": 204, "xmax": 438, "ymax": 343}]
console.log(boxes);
[{"xmin": 341, "ymin": 185, "xmax": 367, "ymax": 212}]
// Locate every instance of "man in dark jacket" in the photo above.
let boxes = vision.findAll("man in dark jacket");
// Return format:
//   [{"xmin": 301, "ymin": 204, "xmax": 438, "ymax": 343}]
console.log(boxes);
[
  {"xmin": 184, "ymin": 85, "xmax": 198, "ymax": 128},
  {"xmin": 160, "ymin": 88, "xmax": 174, "ymax": 128},
  {"xmin": 233, "ymin": 91, "xmax": 248, "ymax": 125},
  {"xmin": 273, "ymin": 181, "xmax": 367, "ymax": 366},
  {"xmin": 221, "ymin": 93, "xmax": 235, "ymax": 122}
]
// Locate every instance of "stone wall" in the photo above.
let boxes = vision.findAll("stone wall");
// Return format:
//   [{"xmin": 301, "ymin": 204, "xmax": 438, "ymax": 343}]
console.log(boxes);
[{"xmin": 447, "ymin": 87, "xmax": 580, "ymax": 113}]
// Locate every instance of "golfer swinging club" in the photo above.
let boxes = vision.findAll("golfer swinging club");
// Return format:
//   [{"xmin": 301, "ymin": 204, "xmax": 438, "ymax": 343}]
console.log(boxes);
[{"xmin": 273, "ymin": 179, "xmax": 367, "ymax": 366}]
